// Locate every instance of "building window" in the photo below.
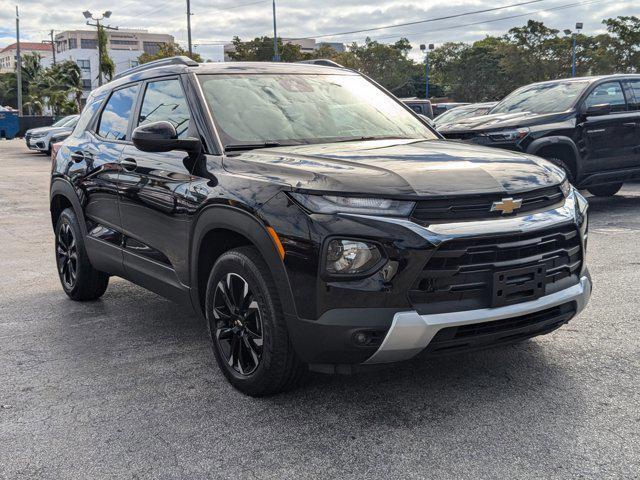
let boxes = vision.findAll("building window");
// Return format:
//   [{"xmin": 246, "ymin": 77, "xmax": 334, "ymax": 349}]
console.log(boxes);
[
  {"xmin": 111, "ymin": 40, "xmax": 139, "ymax": 46},
  {"xmin": 81, "ymin": 38, "xmax": 98, "ymax": 49},
  {"xmin": 69, "ymin": 38, "xmax": 77, "ymax": 50},
  {"xmin": 143, "ymin": 41, "xmax": 164, "ymax": 55},
  {"xmin": 77, "ymin": 59, "xmax": 90, "ymax": 71},
  {"xmin": 82, "ymin": 79, "xmax": 92, "ymax": 90}
]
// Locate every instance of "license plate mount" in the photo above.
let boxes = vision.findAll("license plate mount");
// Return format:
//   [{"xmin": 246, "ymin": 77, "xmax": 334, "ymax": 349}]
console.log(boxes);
[{"xmin": 492, "ymin": 265, "xmax": 546, "ymax": 308}]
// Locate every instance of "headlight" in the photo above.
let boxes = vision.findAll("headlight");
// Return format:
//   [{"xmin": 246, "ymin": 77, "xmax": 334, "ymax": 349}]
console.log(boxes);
[
  {"xmin": 325, "ymin": 239, "xmax": 382, "ymax": 275},
  {"xmin": 560, "ymin": 178, "xmax": 571, "ymax": 197},
  {"xmin": 482, "ymin": 127, "xmax": 529, "ymax": 142},
  {"xmin": 290, "ymin": 193, "xmax": 415, "ymax": 216}
]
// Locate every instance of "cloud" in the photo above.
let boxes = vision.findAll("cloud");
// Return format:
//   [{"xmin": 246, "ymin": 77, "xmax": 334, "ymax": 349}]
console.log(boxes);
[{"xmin": 1, "ymin": 0, "xmax": 636, "ymax": 60}]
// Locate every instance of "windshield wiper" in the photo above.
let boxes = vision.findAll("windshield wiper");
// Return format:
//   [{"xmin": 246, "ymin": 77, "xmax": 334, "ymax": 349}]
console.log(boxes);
[{"xmin": 224, "ymin": 141, "xmax": 282, "ymax": 152}]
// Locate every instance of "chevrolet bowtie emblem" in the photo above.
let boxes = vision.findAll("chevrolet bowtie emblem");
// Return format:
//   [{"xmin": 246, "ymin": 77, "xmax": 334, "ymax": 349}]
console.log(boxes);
[{"xmin": 491, "ymin": 197, "xmax": 523, "ymax": 215}]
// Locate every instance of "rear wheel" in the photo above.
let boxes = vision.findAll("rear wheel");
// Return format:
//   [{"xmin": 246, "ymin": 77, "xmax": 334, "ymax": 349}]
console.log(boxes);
[
  {"xmin": 205, "ymin": 246, "xmax": 306, "ymax": 396},
  {"xmin": 55, "ymin": 208, "xmax": 109, "ymax": 301},
  {"xmin": 587, "ymin": 182, "xmax": 623, "ymax": 197}
]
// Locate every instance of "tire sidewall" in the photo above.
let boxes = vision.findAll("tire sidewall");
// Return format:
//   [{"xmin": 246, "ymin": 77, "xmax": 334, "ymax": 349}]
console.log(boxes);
[
  {"xmin": 205, "ymin": 250, "xmax": 279, "ymax": 390},
  {"xmin": 55, "ymin": 209, "xmax": 90, "ymax": 297}
]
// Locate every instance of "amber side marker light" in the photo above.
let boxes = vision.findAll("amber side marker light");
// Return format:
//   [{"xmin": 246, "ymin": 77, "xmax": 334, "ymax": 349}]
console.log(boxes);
[{"xmin": 266, "ymin": 226, "xmax": 286, "ymax": 260}]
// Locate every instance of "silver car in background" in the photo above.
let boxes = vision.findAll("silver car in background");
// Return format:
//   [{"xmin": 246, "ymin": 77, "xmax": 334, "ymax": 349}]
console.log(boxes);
[{"xmin": 25, "ymin": 115, "xmax": 79, "ymax": 154}]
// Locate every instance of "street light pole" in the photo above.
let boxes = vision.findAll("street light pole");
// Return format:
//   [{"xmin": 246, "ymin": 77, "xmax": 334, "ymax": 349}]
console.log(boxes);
[
  {"xmin": 420, "ymin": 43, "xmax": 434, "ymax": 99},
  {"xmin": 565, "ymin": 22, "xmax": 583, "ymax": 77},
  {"xmin": 186, "ymin": 0, "xmax": 193, "ymax": 56},
  {"xmin": 15, "ymin": 5, "xmax": 23, "ymax": 116},
  {"xmin": 84, "ymin": 10, "xmax": 117, "ymax": 87},
  {"xmin": 272, "ymin": 0, "xmax": 279, "ymax": 62}
]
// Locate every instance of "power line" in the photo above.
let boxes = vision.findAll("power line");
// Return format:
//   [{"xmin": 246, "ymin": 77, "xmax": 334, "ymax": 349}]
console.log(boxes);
[
  {"xmin": 368, "ymin": 0, "xmax": 615, "ymax": 43},
  {"xmin": 288, "ymin": 0, "xmax": 562, "ymax": 40}
]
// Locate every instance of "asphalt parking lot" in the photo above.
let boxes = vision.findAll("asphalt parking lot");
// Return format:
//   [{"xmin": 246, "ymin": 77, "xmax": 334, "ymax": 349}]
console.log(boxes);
[{"xmin": 1, "ymin": 138, "xmax": 639, "ymax": 479}]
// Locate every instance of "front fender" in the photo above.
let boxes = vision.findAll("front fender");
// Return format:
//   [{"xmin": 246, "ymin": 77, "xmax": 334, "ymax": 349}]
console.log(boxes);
[{"xmin": 189, "ymin": 205, "xmax": 297, "ymax": 322}]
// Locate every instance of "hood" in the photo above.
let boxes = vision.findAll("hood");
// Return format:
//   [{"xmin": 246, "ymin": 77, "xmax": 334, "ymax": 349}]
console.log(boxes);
[
  {"xmin": 438, "ymin": 110, "xmax": 572, "ymax": 133},
  {"xmin": 222, "ymin": 139, "xmax": 565, "ymax": 198},
  {"xmin": 26, "ymin": 126, "xmax": 73, "ymax": 136}
]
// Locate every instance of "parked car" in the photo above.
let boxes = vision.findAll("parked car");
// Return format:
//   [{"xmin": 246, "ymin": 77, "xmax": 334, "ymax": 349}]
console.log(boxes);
[
  {"xmin": 439, "ymin": 75, "xmax": 640, "ymax": 196},
  {"xmin": 432, "ymin": 102, "xmax": 470, "ymax": 117},
  {"xmin": 50, "ymin": 57, "xmax": 591, "ymax": 395},
  {"xmin": 434, "ymin": 102, "xmax": 497, "ymax": 129},
  {"xmin": 401, "ymin": 98, "xmax": 434, "ymax": 118},
  {"xmin": 25, "ymin": 115, "xmax": 79, "ymax": 154}
]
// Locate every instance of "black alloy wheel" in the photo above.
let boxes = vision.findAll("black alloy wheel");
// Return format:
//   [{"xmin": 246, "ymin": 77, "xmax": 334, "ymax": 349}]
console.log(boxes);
[
  {"xmin": 213, "ymin": 272, "xmax": 264, "ymax": 376},
  {"xmin": 56, "ymin": 222, "xmax": 78, "ymax": 289}
]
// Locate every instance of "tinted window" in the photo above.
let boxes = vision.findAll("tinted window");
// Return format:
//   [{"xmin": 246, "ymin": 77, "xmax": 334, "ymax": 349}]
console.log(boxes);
[
  {"xmin": 491, "ymin": 81, "xmax": 589, "ymax": 115},
  {"xmin": 98, "ymin": 84, "xmax": 139, "ymax": 140},
  {"xmin": 71, "ymin": 97, "xmax": 103, "ymax": 137},
  {"xmin": 584, "ymin": 82, "xmax": 626, "ymax": 112},
  {"xmin": 138, "ymin": 79, "xmax": 191, "ymax": 138},
  {"xmin": 626, "ymin": 80, "xmax": 640, "ymax": 110}
]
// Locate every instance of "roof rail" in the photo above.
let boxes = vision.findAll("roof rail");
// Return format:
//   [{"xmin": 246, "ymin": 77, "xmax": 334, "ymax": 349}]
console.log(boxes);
[
  {"xmin": 113, "ymin": 56, "xmax": 198, "ymax": 80},
  {"xmin": 297, "ymin": 59, "xmax": 344, "ymax": 68}
]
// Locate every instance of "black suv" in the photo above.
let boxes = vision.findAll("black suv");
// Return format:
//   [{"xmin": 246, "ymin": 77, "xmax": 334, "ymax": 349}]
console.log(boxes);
[
  {"xmin": 439, "ymin": 75, "xmax": 640, "ymax": 197},
  {"xmin": 50, "ymin": 57, "xmax": 591, "ymax": 395}
]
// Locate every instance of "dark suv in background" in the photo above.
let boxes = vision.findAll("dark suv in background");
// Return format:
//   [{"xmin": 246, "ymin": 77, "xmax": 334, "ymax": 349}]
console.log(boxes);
[
  {"xmin": 50, "ymin": 57, "xmax": 591, "ymax": 395},
  {"xmin": 439, "ymin": 75, "xmax": 640, "ymax": 197}
]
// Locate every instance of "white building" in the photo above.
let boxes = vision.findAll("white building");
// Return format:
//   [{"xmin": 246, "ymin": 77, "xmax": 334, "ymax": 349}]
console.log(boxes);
[
  {"xmin": 54, "ymin": 29, "xmax": 174, "ymax": 95},
  {"xmin": 0, "ymin": 42, "xmax": 54, "ymax": 73}
]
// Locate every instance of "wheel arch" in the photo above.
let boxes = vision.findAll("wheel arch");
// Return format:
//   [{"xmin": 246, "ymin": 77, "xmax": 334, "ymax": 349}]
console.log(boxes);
[
  {"xmin": 190, "ymin": 205, "xmax": 297, "ymax": 321},
  {"xmin": 526, "ymin": 137, "xmax": 581, "ymax": 182},
  {"xmin": 50, "ymin": 178, "xmax": 87, "ymax": 235}
]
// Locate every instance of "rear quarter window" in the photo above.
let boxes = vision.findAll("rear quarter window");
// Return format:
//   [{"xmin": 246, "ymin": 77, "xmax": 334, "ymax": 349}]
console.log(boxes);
[{"xmin": 70, "ymin": 96, "xmax": 104, "ymax": 138}]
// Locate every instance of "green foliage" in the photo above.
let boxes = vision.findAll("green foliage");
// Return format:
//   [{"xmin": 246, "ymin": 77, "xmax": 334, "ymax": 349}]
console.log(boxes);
[
  {"xmin": 227, "ymin": 36, "xmax": 310, "ymax": 62},
  {"xmin": 138, "ymin": 42, "xmax": 203, "ymax": 64},
  {"xmin": 97, "ymin": 25, "xmax": 115, "ymax": 82}
]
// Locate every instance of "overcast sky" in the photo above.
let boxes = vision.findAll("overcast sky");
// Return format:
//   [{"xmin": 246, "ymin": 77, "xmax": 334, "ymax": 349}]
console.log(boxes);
[{"xmin": 0, "ymin": 0, "xmax": 636, "ymax": 60}]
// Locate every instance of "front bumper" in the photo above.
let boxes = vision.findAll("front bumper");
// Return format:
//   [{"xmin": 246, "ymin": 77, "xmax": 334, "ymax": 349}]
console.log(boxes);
[{"xmin": 365, "ymin": 274, "xmax": 591, "ymax": 364}]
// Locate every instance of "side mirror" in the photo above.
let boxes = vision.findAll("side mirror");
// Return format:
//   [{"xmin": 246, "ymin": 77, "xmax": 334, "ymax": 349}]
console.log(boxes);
[
  {"xmin": 418, "ymin": 114, "xmax": 435, "ymax": 127},
  {"xmin": 132, "ymin": 121, "xmax": 201, "ymax": 154},
  {"xmin": 582, "ymin": 103, "xmax": 611, "ymax": 117}
]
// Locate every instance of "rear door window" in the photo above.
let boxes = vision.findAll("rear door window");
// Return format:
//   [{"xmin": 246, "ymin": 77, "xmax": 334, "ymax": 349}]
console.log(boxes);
[
  {"xmin": 97, "ymin": 84, "xmax": 140, "ymax": 141},
  {"xmin": 624, "ymin": 80, "xmax": 640, "ymax": 110}
]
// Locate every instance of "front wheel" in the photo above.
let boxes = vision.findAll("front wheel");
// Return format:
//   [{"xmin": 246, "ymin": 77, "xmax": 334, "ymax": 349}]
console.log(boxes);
[
  {"xmin": 587, "ymin": 182, "xmax": 623, "ymax": 197},
  {"xmin": 205, "ymin": 246, "xmax": 306, "ymax": 396}
]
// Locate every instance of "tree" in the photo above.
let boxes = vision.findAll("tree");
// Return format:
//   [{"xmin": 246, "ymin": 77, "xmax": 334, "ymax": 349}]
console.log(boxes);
[
  {"xmin": 603, "ymin": 16, "xmax": 640, "ymax": 72},
  {"xmin": 97, "ymin": 25, "xmax": 115, "ymax": 82},
  {"xmin": 138, "ymin": 42, "xmax": 203, "ymax": 64},
  {"xmin": 227, "ymin": 36, "xmax": 307, "ymax": 62}
]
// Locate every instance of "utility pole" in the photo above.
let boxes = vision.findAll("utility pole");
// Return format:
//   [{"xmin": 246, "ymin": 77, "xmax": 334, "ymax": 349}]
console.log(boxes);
[
  {"xmin": 272, "ymin": 0, "xmax": 279, "ymax": 62},
  {"xmin": 84, "ymin": 11, "xmax": 117, "ymax": 87},
  {"xmin": 186, "ymin": 0, "xmax": 193, "ymax": 56},
  {"xmin": 15, "ymin": 5, "xmax": 23, "ymax": 116},
  {"xmin": 50, "ymin": 30, "xmax": 56, "ymax": 65}
]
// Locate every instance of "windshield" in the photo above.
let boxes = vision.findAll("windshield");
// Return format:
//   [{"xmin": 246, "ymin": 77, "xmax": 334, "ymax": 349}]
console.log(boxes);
[
  {"xmin": 435, "ymin": 106, "xmax": 477, "ymax": 125},
  {"xmin": 491, "ymin": 81, "xmax": 589, "ymax": 115},
  {"xmin": 198, "ymin": 74, "xmax": 437, "ymax": 149},
  {"xmin": 52, "ymin": 115, "xmax": 75, "ymax": 127}
]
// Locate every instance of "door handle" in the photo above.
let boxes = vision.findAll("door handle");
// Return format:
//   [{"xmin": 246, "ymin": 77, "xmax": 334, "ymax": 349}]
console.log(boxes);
[
  {"xmin": 121, "ymin": 157, "xmax": 138, "ymax": 171},
  {"xmin": 622, "ymin": 122, "xmax": 637, "ymax": 128},
  {"xmin": 70, "ymin": 151, "xmax": 85, "ymax": 163}
]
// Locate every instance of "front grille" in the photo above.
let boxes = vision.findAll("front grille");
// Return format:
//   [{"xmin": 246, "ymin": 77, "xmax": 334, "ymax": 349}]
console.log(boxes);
[
  {"xmin": 424, "ymin": 302, "xmax": 576, "ymax": 354},
  {"xmin": 440, "ymin": 131, "xmax": 477, "ymax": 141},
  {"xmin": 411, "ymin": 185, "xmax": 564, "ymax": 223},
  {"xmin": 409, "ymin": 224, "xmax": 582, "ymax": 314}
]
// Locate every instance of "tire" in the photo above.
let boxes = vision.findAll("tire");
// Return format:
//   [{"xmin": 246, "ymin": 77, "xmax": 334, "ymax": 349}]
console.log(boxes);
[
  {"xmin": 587, "ymin": 182, "xmax": 623, "ymax": 197},
  {"xmin": 55, "ymin": 208, "xmax": 109, "ymax": 301},
  {"xmin": 545, "ymin": 157, "xmax": 574, "ymax": 184},
  {"xmin": 205, "ymin": 246, "xmax": 306, "ymax": 396}
]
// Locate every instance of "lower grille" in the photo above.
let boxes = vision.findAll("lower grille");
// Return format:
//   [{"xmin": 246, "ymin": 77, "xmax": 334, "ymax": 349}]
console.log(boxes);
[
  {"xmin": 425, "ymin": 302, "xmax": 576, "ymax": 354},
  {"xmin": 409, "ymin": 224, "xmax": 582, "ymax": 314}
]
